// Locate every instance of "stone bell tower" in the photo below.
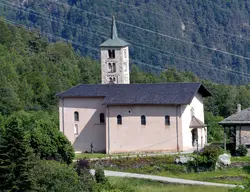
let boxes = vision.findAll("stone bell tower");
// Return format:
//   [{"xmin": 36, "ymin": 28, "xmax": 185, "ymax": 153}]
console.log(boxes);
[{"xmin": 100, "ymin": 16, "xmax": 130, "ymax": 84}]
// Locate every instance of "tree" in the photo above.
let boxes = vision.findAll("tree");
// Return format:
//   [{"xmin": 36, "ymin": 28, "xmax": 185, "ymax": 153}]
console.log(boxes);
[
  {"xmin": 0, "ymin": 116, "xmax": 36, "ymax": 191},
  {"xmin": 205, "ymin": 112, "xmax": 224, "ymax": 142},
  {"xmin": 9, "ymin": 111, "xmax": 75, "ymax": 164},
  {"xmin": 31, "ymin": 160, "xmax": 93, "ymax": 192}
]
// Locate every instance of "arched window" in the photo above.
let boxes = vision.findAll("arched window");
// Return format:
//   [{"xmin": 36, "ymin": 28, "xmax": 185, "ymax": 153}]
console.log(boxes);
[
  {"xmin": 117, "ymin": 115, "xmax": 122, "ymax": 125},
  {"xmin": 141, "ymin": 115, "xmax": 146, "ymax": 125},
  {"xmin": 100, "ymin": 113, "xmax": 105, "ymax": 123},
  {"xmin": 74, "ymin": 124, "xmax": 78, "ymax": 135},
  {"xmin": 74, "ymin": 111, "xmax": 79, "ymax": 121},
  {"xmin": 108, "ymin": 63, "xmax": 112, "ymax": 72},
  {"xmin": 112, "ymin": 63, "xmax": 116, "ymax": 72},
  {"xmin": 108, "ymin": 50, "xmax": 115, "ymax": 58},
  {"xmin": 165, "ymin": 115, "xmax": 170, "ymax": 125}
]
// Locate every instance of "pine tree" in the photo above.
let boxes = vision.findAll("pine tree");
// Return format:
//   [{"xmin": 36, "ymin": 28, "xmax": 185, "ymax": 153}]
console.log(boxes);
[{"xmin": 0, "ymin": 117, "xmax": 36, "ymax": 192}]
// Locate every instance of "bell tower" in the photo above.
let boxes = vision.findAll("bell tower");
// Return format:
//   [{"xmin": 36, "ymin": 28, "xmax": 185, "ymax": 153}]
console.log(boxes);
[{"xmin": 100, "ymin": 16, "xmax": 130, "ymax": 84}]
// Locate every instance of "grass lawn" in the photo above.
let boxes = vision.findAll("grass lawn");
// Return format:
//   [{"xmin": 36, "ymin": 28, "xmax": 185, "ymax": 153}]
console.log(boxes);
[
  {"xmin": 74, "ymin": 152, "xmax": 181, "ymax": 159},
  {"xmin": 231, "ymin": 156, "xmax": 250, "ymax": 162},
  {"xmin": 108, "ymin": 177, "xmax": 230, "ymax": 192},
  {"xmin": 75, "ymin": 153, "xmax": 108, "ymax": 159}
]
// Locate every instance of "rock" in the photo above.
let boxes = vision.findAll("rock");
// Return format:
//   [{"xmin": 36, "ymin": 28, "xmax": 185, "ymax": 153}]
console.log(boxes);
[
  {"xmin": 216, "ymin": 153, "xmax": 231, "ymax": 169},
  {"xmin": 175, "ymin": 156, "xmax": 194, "ymax": 164}
]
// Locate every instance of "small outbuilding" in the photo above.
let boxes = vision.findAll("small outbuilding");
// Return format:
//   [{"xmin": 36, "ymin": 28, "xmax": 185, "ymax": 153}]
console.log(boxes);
[{"xmin": 219, "ymin": 104, "xmax": 250, "ymax": 153}]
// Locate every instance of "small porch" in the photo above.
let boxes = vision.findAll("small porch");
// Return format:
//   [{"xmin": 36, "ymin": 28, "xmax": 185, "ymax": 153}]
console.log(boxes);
[{"xmin": 190, "ymin": 116, "xmax": 207, "ymax": 151}]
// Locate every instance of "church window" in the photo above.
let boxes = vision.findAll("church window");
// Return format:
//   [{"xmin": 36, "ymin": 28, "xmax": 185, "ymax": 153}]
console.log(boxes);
[
  {"xmin": 74, "ymin": 124, "xmax": 78, "ymax": 135},
  {"xmin": 165, "ymin": 115, "xmax": 170, "ymax": 125},
  {"xmin": 108, "ymin": 63, "xmax": 116, "ymax": 73},
  {"xmin": 74, "ymin": 111, "xmax": 79, "ymax": 121},
  {"xmin": 141, "ymin": 115, "xmax": 146, "ymax": 125},
  {"xmin": 100, "ymin": 113, "xmax": 105, "ymax": 123},
  {"xmin": 108, "ymin": 63, "xmax": 112, "ymax": 72},
  {"xmin": 117, "ymin": 115, "xmax": 122, "ymax": 125},
  {"xmin": 108, "ymin": 50, "xmax": 115, "ymax": 58},
  {"xmin": 113, "ymin": 77, "xmax": 116, "ymax": 83},
  {"xmin": 112, "ymin": 63, "xmax": 116, "ymax": 72}
]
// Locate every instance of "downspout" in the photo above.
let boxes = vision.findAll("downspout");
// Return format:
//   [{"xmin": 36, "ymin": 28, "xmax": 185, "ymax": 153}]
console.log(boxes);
[
  {"xmin": 107, "ymin": 105, "xmax": 110, "ymax": 154},
  {"xmin": 62, "ymin": 98, "xmax": 65, "ymax": 134},
  {"xmin": 176, "ymin": 105, "xmax": 179, "ymax": 152}
]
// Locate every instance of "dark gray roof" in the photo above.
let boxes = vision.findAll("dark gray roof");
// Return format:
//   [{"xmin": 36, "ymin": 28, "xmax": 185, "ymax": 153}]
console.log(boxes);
[
  {"xmin": 56, "ymin": 83, "xmax": 211, "ymax": 105},
  {"xmin": 190, "ymin": 116, "xmax": 207, "ymax": 128},
  {"xmin": 219, "ymin": 108, "xmax": 250, "ymax": 125},
  {"xmin": 100, "ymin": 15, "xmax": 129, "ymax": 47}
]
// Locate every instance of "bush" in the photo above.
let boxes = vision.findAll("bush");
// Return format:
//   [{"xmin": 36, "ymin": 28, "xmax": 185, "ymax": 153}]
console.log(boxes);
[
  {"xmin": 163, "ymin": 164, "xmax": 187, "ymax": 173},
  {"xmin": 236, "ymin": 145, "xmax": 248, "ymax": 156},
  {"xmin": 5, "ymin": 111, "xmax": 75, "ymax": 164},
  {"xmin": 95, "ymin": 168, "xmax": 108, "ymax": 184},
  {"xmin": 32, "ymin": 160, "xmax": 95, "ymax": 192},
  {"xmin": 188, "ymin": 146, "xmax": 224, "ymax": 172},
  {"xmin": 75, "ymin": 159, "xmax": 95, "ymax": 192}
]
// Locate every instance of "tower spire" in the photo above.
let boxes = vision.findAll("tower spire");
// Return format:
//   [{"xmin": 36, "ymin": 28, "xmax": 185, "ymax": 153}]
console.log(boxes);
[{"xmin": 111, "ymin": 15, "xmax": 118, "ymax": 39}]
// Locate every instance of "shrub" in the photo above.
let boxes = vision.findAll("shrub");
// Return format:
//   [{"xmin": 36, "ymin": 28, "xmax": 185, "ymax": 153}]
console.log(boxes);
[
  {"xmin": 236, "ymin": 145, "xmax": 248, "ymax": 157},
  {"xmin": 32, "ymin": 160, "xmax": 94, "ymax": 192},
  {"xmin": 163, "ymin": 164, "xmax": 187, "ymax": 173},
  {"xmin": 95, "ymin": 168, "xmax": 108, "ymax": 184},
  {"xmin": 188, "ymin": 145, "xmax": 224, "ymax": 172},
  {"xmin": 75, "ymin": 159, "xmax": 95, "ymax": 192}
]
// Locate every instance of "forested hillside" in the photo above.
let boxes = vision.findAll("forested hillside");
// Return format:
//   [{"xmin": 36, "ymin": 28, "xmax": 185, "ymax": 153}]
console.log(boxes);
[{"xmin": 0, "ymin": 0, "xmax": 250, "ymax": 84}]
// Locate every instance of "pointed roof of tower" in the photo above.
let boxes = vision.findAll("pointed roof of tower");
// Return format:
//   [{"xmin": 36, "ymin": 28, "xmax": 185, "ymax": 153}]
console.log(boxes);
[{"xmin": 100, "ymin": 15, "xmax": 129, "ymax": 47}]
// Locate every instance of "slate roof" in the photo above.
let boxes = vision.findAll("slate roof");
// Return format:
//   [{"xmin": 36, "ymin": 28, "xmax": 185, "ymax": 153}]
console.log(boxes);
[
  {"xmin": 100, "ymin": 15, "xmax": 129, "ymax": 47},
  {"xmin": 190, "ymin": 116, "xmax": 207, "ymax": 128},
  {"xmin": 56, "ymin": 83, "xmax": 211, "ymax": 105},
  {"xmin": 219, "ymin": 108, "xmax": 250, "ymax": 125}
]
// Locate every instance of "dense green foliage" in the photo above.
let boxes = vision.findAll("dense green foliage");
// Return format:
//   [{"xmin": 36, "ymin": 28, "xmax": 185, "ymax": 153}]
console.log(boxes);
[
  {"xmin": 31, "ymin": 160, "xmax": 92, "ymax": 192},
  {"xmin": 188, "ymin": 146, "xmax": 224, "ymax": 171},
  {"xmin": 236, "ymin": 145, "xmax": 248, "ymax": 157},
  {"xmin": 0, "ymin": 20, "xmax": 100, "ymax": 115},
  {"xmin": 0, "ymin": 116, "xmax": 36, "ymax": 192},
  {"xmin": 0, "ymin": 111, "xmax": 75, "ymax": 164},
  {"xmin": 1, "ymin": 0, "xmax": 250, "ymax": 84}
]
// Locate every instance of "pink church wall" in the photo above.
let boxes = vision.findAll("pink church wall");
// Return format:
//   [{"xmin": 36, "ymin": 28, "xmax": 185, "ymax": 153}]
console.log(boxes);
[
  {"xmin": 106, "ymin": 105, "xmax": 183, "ymax": 154},
  {"xmin": 59, "ymin": 97, "xmax": 106, "ymax": 153}
]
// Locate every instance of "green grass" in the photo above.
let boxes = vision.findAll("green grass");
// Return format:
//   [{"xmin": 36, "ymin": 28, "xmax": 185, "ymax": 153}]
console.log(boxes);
[
  {"xmin": 231, "ymin": 156, "xmax": 250, "ymax": 162},
  {"xmin": 75, "ymin": 153, "xmax": 108, "ymax": 159},
  {"xmin": 108, "ymin": 177, "xmax": 230, "ymax": 192}
]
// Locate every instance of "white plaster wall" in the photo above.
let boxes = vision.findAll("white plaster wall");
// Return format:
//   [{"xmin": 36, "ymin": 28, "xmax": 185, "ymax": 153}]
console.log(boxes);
[
  {"xmin": 59, "ymin": 97, "xmax": 106, "ymax": 153},
  {"xmin": 101, "ymin": 47, "xmax": 129, "ymax": 84},
  {"xmin": 106, "ymin": 105, "xmax": 182, "ymax": 154},
  {"xmin": 181, "ymin": 93, "xmax": 205, "ymax": 150}
]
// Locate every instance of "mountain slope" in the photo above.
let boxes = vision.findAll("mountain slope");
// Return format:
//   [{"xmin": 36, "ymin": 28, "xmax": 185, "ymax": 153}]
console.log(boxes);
[{"xmin": 1, "ymin": 0, "xmax": 250, "ymax": 84}]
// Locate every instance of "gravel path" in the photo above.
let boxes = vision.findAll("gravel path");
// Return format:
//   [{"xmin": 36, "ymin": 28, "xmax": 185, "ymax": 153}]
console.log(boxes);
[{"xmin": 90, "ymin": 169, "xmax": 238, "ymax": 188}]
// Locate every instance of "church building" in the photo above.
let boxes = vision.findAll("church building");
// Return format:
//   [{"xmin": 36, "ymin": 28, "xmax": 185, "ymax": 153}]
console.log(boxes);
[{"xmin": 57, "ymin": 16, "xmax": 211, "ymax": 154}]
